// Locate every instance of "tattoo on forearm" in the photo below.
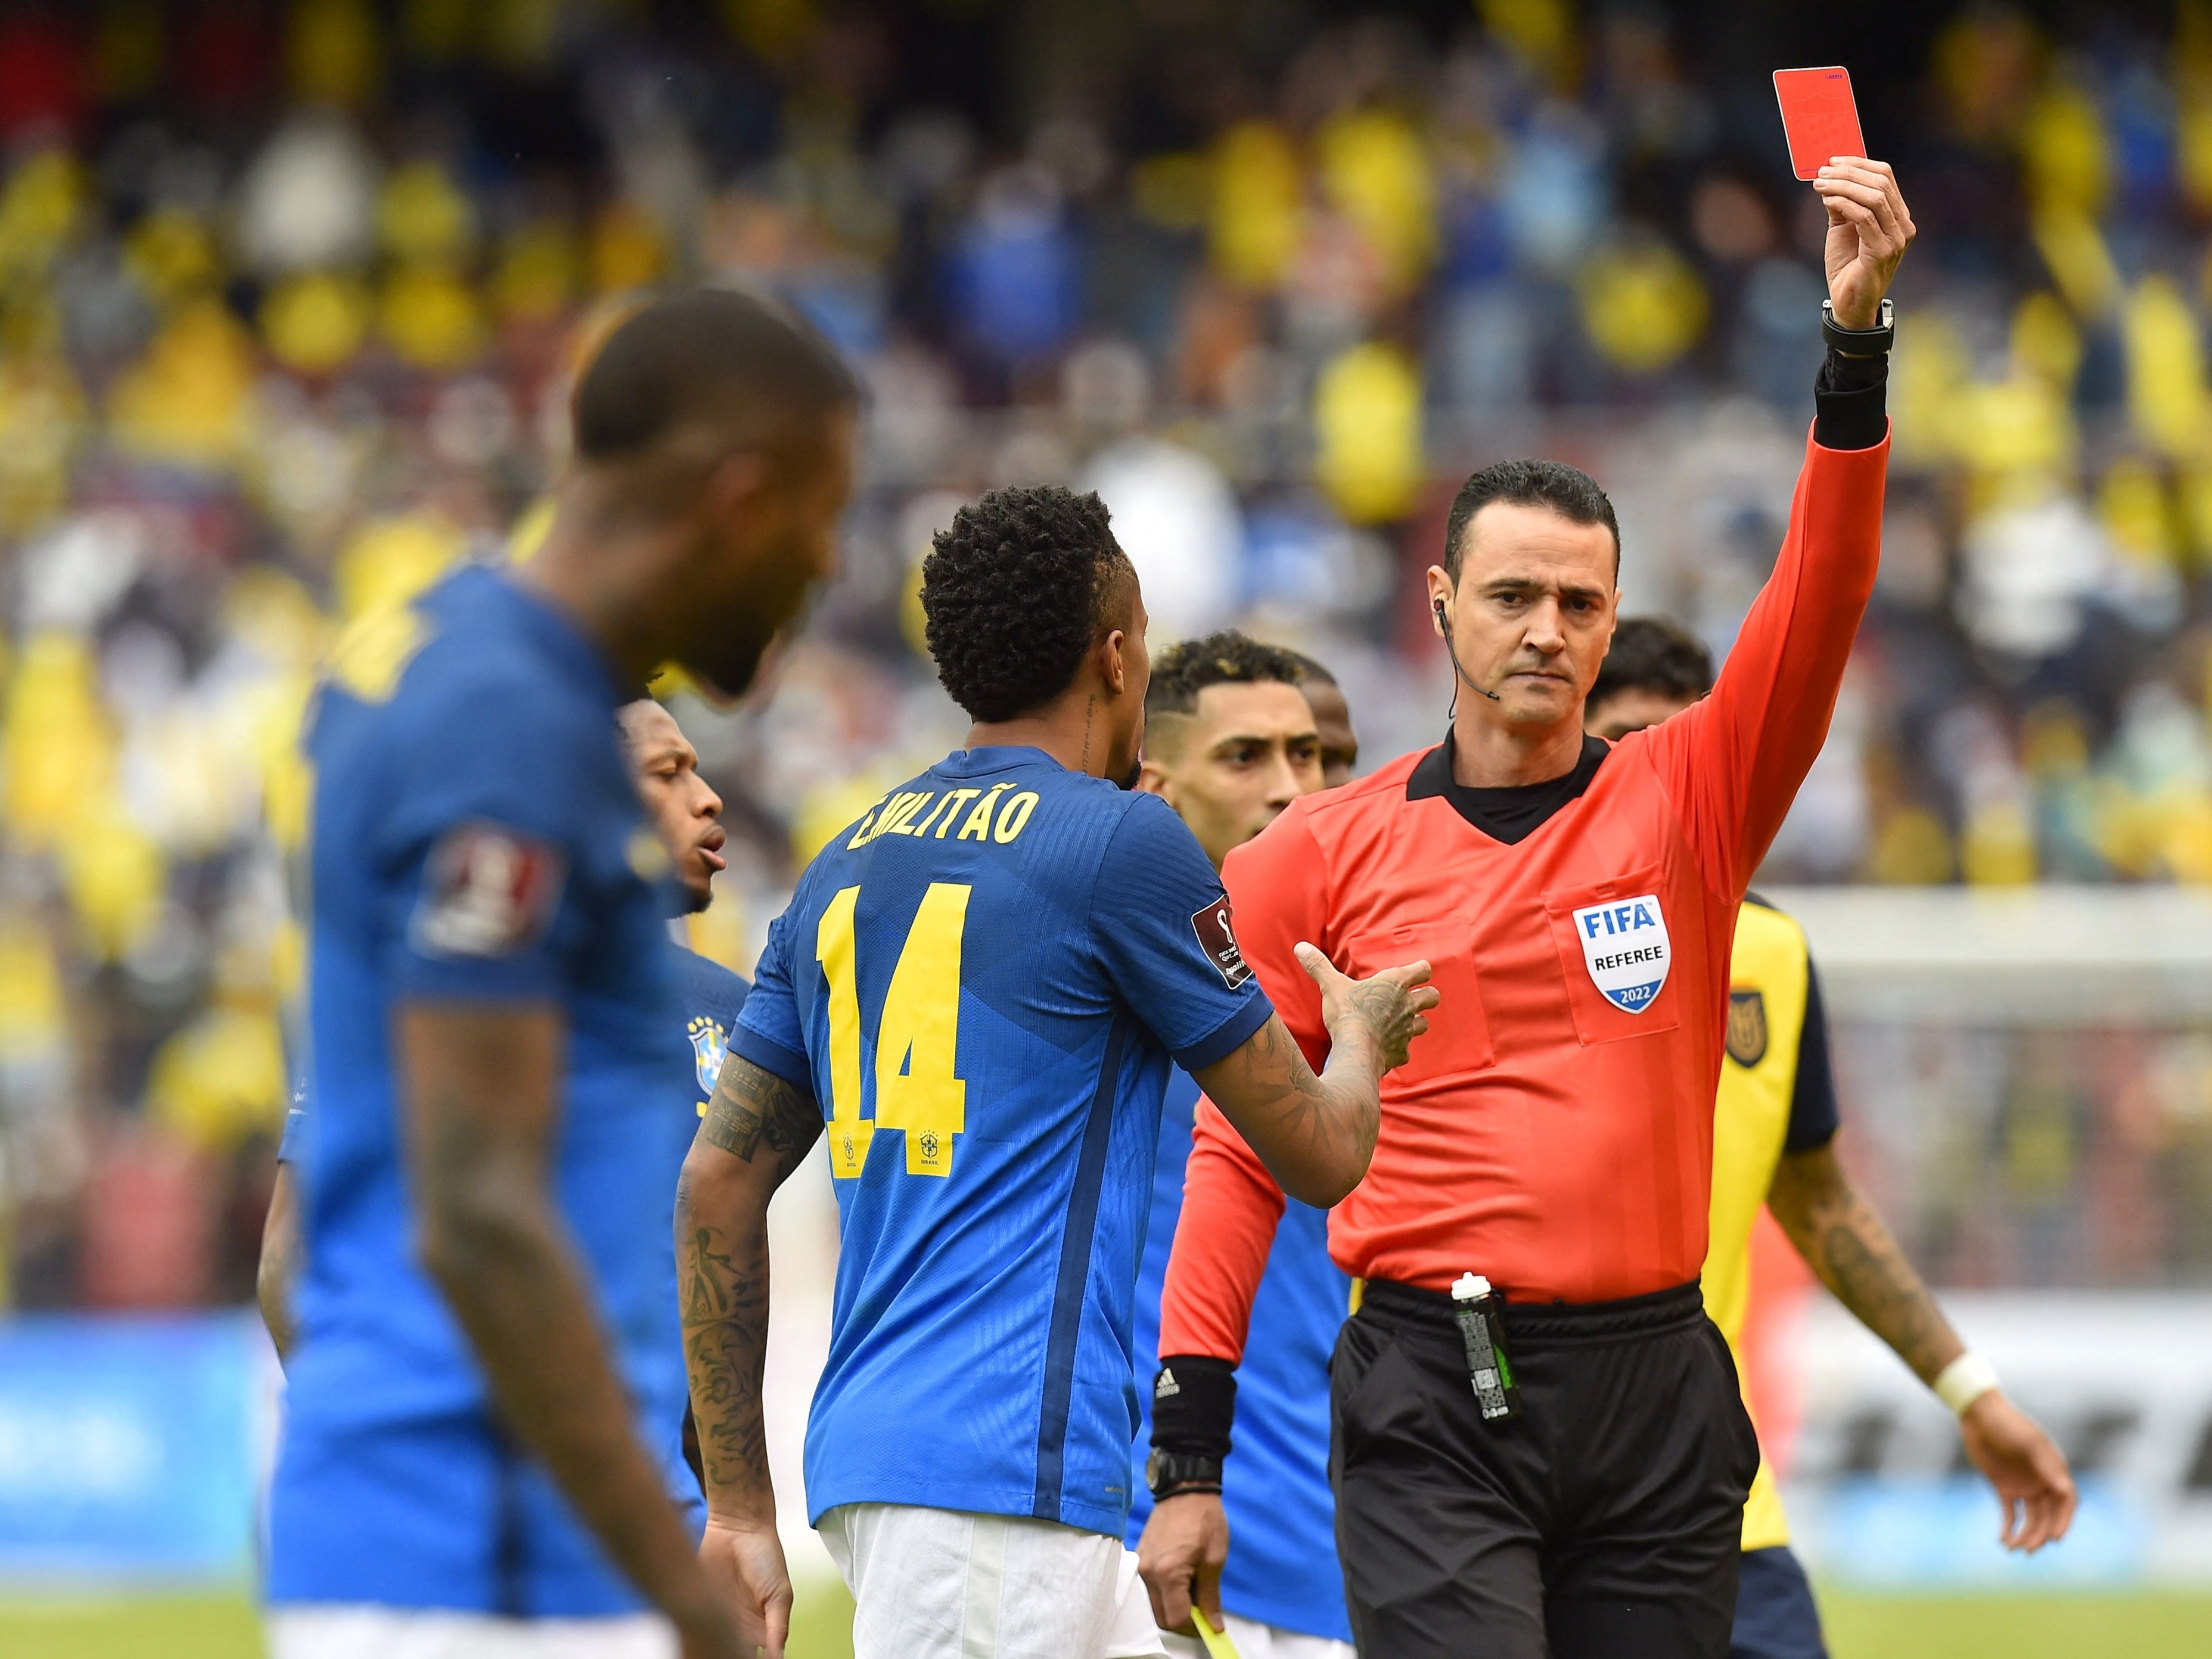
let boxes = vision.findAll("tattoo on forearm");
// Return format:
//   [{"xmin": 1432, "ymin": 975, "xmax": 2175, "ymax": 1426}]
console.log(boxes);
[
  {"xmin": 700, "ymin": 1056, "xmax": 821, "ymax": 1169},
  {"xmin": 1773, "ymin": 1147, "xmax": 1961, "ymax": 1384},
  {"xmin": 679, "ymin": 1058, "xmax": 821, "ymax": 1501}
]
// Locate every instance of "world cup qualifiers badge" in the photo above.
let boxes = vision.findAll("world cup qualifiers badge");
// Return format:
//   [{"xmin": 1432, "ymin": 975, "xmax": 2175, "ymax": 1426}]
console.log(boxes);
[{"xmin": 1570, "ymin": 893, "xmax": 1671, "ymax": 1013}]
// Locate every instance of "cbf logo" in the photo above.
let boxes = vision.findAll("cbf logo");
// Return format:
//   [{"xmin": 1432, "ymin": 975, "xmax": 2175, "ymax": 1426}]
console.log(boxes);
[
  {"xmin": 1570, "ymin": 893, "xmax": 1671, "ymax": 1014},
  {"xmin": 688, "ymin": 1016, "xmax": 729, "ymax": 1100}
]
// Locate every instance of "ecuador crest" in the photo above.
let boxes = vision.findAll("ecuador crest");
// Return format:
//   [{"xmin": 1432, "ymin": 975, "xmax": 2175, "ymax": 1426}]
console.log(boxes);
[{"xmin": 1725, "ymin": 990, "xmax": 1767, "ymax": 1067}]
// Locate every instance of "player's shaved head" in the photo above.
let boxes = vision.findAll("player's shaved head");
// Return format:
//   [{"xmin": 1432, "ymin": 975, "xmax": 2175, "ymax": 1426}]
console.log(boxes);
[
  {"xmin": 527, "ymin": 286, "xmax": 860, "ymax": 707},
  {"xmin": 573, "ymin": 288, "xmax": 858, "ymax": 464}
]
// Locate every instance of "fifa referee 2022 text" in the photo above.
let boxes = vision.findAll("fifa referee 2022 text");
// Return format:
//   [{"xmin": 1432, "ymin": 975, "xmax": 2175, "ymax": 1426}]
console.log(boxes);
[{"xmin": 1139, "ymin": 159, "xmax": 1915, "ymax": 1659}]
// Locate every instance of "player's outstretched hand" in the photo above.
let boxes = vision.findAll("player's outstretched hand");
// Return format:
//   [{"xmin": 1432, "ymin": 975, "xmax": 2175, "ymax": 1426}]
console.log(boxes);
[
  {"xmin": 1813, "ymin": 158, "xmax": 1914, "ymax": 329},
  {"xmin": 695, "ymin": 1515, "xmax": 793, "ymax": 1659},
  {"xmin": 1960, "ymin": 1390, "xmax": 2077, "ymax": 1553},
  {"xmin": 1295, "ymin": 943, "xmax": 1439, "ymax": 1073},
  {"xmin": 1137, "ymin": 1490, "xmax": 1229, "ymax": 1638}
]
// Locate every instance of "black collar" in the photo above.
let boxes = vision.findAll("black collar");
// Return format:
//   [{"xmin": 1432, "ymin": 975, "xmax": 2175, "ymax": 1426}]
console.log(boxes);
[{"xmin": 1406, "ymin": 732, "xmax": 1610, "ymax": 846}]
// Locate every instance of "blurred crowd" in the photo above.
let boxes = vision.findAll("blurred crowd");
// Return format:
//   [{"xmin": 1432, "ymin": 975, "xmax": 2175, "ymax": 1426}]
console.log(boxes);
[{"xmin": 8, "ymin": 0, "xmax": 2212, "ymax": 1309}]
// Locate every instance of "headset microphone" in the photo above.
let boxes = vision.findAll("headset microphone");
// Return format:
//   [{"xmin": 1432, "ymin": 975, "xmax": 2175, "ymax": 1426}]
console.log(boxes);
[{"xmin": 1433, "ymin": 599, "xmax": 1502, "ymax": 707}]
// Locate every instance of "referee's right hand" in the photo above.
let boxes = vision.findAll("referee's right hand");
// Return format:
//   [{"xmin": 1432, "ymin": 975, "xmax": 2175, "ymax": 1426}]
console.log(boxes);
[
  {"xmin": 1138, "ymin": 1489, "xmax": 1229, "ymax": 1639},
  {"xmin": 1297, "ymin": 943, "xmax": 1439, "ymax": 1074}
]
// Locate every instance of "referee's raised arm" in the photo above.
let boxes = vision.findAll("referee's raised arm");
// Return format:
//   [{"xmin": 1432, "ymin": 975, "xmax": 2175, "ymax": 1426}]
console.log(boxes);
[{"xmin": 1644, "ymin": 158, "xmax": 1912, "ymax": 896}]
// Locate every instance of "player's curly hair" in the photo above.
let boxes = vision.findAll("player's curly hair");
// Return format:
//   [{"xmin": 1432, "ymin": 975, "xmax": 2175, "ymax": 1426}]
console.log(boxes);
[
  {"xmin": 1145, "ymin": 631, "xmax": 1310, "ymax": 718},
  {"xmin": 921, "ymin": 486, "xmax": 1133, "ymax": 722}
]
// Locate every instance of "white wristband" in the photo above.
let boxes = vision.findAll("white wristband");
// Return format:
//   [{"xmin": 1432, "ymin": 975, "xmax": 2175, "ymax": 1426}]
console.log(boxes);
[{"xmin": 1934, "ymin": 1351, "xmax": 1999, "ymax": 1416}]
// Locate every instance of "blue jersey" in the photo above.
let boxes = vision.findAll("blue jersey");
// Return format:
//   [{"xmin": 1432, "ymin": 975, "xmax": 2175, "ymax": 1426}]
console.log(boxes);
[
  {"xmin": 273, "ymin": 939, "xmax": 747, "ymax": 1549},
  {"xmin": 734, "ymin": 746, "xmax": 1272, "ymax": 1537},
  {"xmin": 1129, "ymin": 1073, "xmax": 1353, "ymax": 1642},
  {"xmin": 267, "ymin": 566, "xmax": 690, "ymax": 1617}
]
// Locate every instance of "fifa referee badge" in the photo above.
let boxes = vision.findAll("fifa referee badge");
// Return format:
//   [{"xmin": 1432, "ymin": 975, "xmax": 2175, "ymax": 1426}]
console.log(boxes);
[{"xmin": 1451, "ymin": 1273, "xmax": 1521, "ymax": 1422}]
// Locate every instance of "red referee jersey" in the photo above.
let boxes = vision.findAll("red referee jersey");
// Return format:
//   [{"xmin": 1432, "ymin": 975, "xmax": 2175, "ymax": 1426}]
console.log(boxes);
[{"xmin": 1160, "ymin": 425, "xmax": 1888, "ymax": 1358}]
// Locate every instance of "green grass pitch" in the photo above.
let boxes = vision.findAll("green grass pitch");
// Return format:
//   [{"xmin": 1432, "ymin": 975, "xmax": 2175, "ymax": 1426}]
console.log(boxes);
[{"xmin": 3, "ymin": 1584, "xmax": 2208, "ymax": 1657}]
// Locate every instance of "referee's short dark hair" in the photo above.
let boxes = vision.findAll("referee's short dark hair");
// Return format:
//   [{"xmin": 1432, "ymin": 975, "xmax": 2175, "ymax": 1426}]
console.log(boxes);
[
  {"xmin": 573, "ymin": 287, "xmax": 858, "ymax": 461},
  {"xmin": 1444, "ymin": 459, "xmax": 1620, "ymax": 580},
  {"xmin": 921, "ymin": 486, "xmax": 1136, "ymax": 723},
  {"xmin": 1591, "ymin": 617, "xmax": 1714, "ymax": 709},
  {"xmin": 1146, "ymin": 631, "xmax": 1310, "ymax": 719}
]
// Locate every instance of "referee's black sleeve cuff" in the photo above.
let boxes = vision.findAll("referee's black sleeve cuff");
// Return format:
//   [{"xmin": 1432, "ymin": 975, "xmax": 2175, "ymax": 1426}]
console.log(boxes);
[
  {"xmin": 1151, "ymin": 1355, "xmax": 1237, "ymax": 1460},
  {"xmin": 1813, "ymin": 346, "xmax": 1889, "ymax": 451}
]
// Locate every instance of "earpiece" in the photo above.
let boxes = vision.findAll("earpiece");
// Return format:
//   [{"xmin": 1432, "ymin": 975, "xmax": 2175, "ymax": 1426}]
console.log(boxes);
[{"xmin": 1433, "ymin": 596, "xmax": 1500, "ymax": 704}]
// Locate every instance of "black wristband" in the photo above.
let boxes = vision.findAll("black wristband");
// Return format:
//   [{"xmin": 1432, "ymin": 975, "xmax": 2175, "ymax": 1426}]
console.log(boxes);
[
  {"xmin": 1150, "ymin": 1354, "xmax": 1237, "ymax": 1460},
  {"xmin": 1813, "ymin": 345, "xmax": 1889, "ymax": 451}
]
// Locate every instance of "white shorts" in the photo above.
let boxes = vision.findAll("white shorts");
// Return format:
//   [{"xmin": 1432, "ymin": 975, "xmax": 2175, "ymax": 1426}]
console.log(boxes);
[
  {"xmin": 821, "ymin": 1502, "xmax": 1167, "ymax": 1659},
  {"xmin": 1163, "ymin": 1614, "xmax": 1354, "ymax": 1659},
  {"xmin": 266, "ymin": 1605, "xmax": 676, "ymax": 1659}
]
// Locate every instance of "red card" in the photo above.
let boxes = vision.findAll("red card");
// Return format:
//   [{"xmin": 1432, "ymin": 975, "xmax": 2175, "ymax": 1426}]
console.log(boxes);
[{"xmin": 1773, "ymin": 67, "xmax": 1865, "ymax": 181}]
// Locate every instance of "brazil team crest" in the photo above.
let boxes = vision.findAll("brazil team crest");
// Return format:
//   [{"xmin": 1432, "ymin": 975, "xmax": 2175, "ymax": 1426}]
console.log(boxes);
[
  {"xmin": 1570, "ymin": 893, "xmax": 1671, "ymax": 1014},
  {"xmin": 688, "ymin": 1016, "xmax": 729, "ymax": 1096}
]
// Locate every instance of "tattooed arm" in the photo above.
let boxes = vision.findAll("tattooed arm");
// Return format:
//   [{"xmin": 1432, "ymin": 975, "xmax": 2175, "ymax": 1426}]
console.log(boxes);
[
  {"xmin": 1767, "ymin": 1138, "xmax": 2077, "ymax": 1551},
  {"xmin": 676, "ymin": 1053, "xmax": 824, "ymax": 1654},
  {"xmin": 397, "ymin": 1005, "xmax": 738, "ymax": 1659},
  {"xmin": 1766, "ymin": 1138, "xmax": 1961, "ymax": 1382},
  {"xmin": 1194, "ymin": 946, "xmax": 1435, "ymax": 1208}
]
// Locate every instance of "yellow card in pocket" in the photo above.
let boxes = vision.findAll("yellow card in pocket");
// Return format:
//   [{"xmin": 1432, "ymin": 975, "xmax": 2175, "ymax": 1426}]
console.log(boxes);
[{"xmin": 1194, "ymin": 1608, "xmax": 1242, "ymax": 1659}]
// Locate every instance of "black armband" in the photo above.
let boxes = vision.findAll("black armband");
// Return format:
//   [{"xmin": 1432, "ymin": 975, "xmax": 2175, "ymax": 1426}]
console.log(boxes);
[
  {"xmin": 1812, "ymin": 303, "xmax": 1891, "ymax": 452},
  {"xmin": 1149, "ymin": 1354, "xmax": 1237, "ymax": 1461}
]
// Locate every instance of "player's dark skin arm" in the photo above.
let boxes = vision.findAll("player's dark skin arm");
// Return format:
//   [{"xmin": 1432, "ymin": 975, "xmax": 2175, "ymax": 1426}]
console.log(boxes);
[
  {"xmin": 256, "ymin": 1161, "xmax": 303, "ymax": 1365},
  {"xmin": 1767, "ymin": 1138, "xmax": 2077, "ymax": 1551},
  {"xmin": 399, "ymin": 1005, "xmax": 741, "ymax": 1659},
  {"xmin": 676, "ymin": 1054, "xmax": 824, "ymax": 1659},
  {"xmin": 1194, "ymin": 947, "xmax": 1436, "ymax": 1208}
]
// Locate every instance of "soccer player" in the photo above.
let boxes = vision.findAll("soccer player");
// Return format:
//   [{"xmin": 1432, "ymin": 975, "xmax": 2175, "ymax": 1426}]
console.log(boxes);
[
  {"xmin": 1587, "ymin": 619, "xmax": 2077, "ymax": 1659},
  {"xmin": 1283, "ymin": 653, "xmax": 1359, "ymax": 790},
  {"xmin": 673, "ymin": 486, "xmax": 1436, "ymax": 1659},
  {"xmin": 1127, "ymin": 633, "xmax": 1354, "ymax": 1659},
  {"xmin": 1144, "ymin": 159, "xmax": 1915, "ymax": 1658},
  {"xmin": 264, "ymin": 290, "xmax": 857, "ymax": 1659}
]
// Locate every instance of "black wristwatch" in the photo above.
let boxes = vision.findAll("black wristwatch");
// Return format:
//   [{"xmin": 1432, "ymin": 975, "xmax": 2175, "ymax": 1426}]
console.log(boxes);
[
  {"xmin": 1821, "ymin": 297, "xmax": 1895, "ymax": 356},
  {"xmin": 1145, "ymin": 1449, "xmax": 1224, "ymax": 1499}
]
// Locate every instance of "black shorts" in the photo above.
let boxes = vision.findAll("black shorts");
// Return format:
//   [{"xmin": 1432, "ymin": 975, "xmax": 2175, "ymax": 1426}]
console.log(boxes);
[{"xmin": 1331, "ymin": 1278, "xmax": 1759, "ymax": 1659}]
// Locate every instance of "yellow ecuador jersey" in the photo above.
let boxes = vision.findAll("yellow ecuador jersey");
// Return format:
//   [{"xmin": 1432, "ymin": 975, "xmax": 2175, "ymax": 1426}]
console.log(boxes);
[{"xmin": 1701, "ymin": 895, "xmax": 1840, "ymax": 1552}]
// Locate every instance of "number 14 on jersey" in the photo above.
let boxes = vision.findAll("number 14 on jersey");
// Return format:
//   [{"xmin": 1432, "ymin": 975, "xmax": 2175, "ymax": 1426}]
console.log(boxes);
[{"xmin": 815, "ymin": 882, "xmax": 971, "ymax": 1179}]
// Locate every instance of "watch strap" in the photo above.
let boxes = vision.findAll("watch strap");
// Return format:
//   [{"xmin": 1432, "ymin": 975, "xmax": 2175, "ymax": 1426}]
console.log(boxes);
[{"xmin": 1822, "ymin": 297, "xmax": 1895, "ymax": 355}]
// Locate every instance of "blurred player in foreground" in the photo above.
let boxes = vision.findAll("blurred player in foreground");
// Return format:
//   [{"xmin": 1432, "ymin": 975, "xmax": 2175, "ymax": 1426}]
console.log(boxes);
[
  {"xmin": 1587, "ymin": 618, "xmax": 2077, "ymax": 1659},
  {"xmin": 674, "ymin": 486, "xmax": 1435, "ymax": 1659},
  {"xmin": 1127, "ymin": 633, "xmax": 1354, "ymax": 1658},
  {"xmin": 1145, "ymin": 159, "xmax": 1912, "ymax": 1659},
  {"xmin": 263, "ymin": 290, "xmax": 856, "ymax": 1659},
  {"xmin": 259, "ymin": 695, "xmax": 753, "ymax": 1540}
]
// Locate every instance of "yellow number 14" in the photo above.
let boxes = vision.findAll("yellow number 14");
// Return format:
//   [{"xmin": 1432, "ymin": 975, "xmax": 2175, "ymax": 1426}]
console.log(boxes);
[{"xmin": 815, "ymin": 882, "xmax": 971, "ymax": 1179}]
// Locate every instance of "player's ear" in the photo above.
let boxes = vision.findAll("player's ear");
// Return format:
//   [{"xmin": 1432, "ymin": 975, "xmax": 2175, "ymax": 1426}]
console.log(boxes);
[
  {"xmin": 1099, "ymin": 626, "xmax": 1129, "ymax": 697},
  {"xmin": 1135, "ymin": 755, "xmax": 1172, "ymax": 798}
]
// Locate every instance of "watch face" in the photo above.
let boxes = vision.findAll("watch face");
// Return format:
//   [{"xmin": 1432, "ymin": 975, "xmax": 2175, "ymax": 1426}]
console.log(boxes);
[{"xmin": 1144, "ymin": 1450, "xmax": 1164, "ymax": 1488}]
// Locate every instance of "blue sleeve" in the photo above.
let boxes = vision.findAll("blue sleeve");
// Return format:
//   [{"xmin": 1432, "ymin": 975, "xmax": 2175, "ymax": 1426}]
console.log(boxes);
[
  {"xmin": 731, "ymin": 899, "xmax": 813, "ymax": 1093},
  {"xmin": 1784, "ymin": 955, "xmax": 1841, "ymax": 1152},
  {"xmin": 1092, "ymin": 795, "xmax": 1273, "ymax": 1071},
  {"xmin": 380, "ymin": 686, "xmax": 616, "ymax": 1004},
  {"xmin": 276, "ymin": 1107, "xmax": 306, "ymax": 1164}
]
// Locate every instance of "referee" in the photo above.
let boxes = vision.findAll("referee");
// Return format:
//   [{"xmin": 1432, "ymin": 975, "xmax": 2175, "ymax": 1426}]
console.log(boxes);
[
  {"xmin": 1589, "ymin": 620, "xmax": 2076, "ymax": 1659},
  {"xmin": 1142, "ymin": 158, "xmax": 1913, "ymax": 1658}
]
